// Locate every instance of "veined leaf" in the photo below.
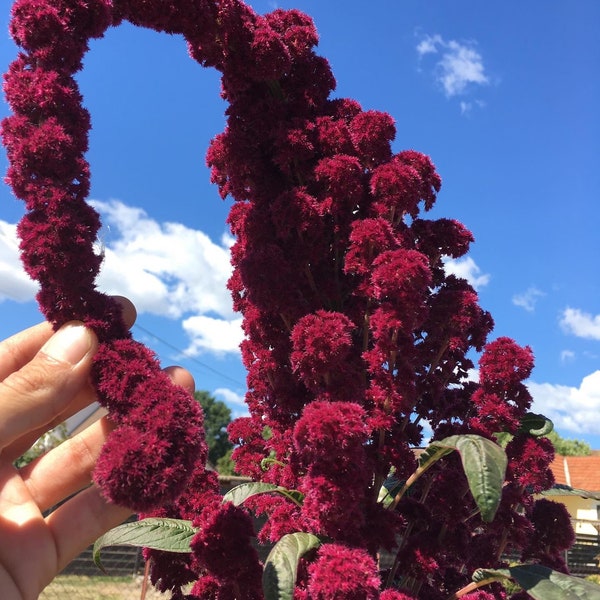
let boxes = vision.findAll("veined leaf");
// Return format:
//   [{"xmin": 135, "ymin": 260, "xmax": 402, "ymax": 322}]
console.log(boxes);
[
  {"xmin": 263, "ymin": 533, "xmax": 321, "ymax": 600},
  {"xmin": 421, "ymin": 435, "xmax": 507, "ymax": 522},
  {"xmin": 93, "ymin": 518, "xmax": 196, "ymax": 572},
  {"xmin": 474, "ymin": 565, "xmax": 600, "ymax": 600},
  {"xmin": 518, "ymin": 412, "xmax": 554, "ymax": 437},
  {"xmin": 223, "ymin": 481, "xmax": 304, "ymax": 508}
]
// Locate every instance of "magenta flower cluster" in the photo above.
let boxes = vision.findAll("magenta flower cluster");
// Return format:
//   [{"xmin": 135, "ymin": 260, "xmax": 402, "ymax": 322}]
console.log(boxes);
[{"xmin": 2, "ymin": 1, "xmax": 573, "ymax": 599}]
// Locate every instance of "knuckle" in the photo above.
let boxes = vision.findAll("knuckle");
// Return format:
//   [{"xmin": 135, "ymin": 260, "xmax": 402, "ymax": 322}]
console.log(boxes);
[
  {"xmin": 2, "ymin": 359, "xmax": 65, "ymax": 398},
  {"xmin": 0, "ymin": 358, "xmax": 71, "ymax": 419},
  {"xmin": 67, "ymin": 435, "xmax": 98, "ymax": 477}
]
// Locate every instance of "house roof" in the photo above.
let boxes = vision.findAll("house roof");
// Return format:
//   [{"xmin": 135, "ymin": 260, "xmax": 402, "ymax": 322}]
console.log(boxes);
[{"xmin": 549, "ymin": 455, "xmax": 600, "ymax": 493}]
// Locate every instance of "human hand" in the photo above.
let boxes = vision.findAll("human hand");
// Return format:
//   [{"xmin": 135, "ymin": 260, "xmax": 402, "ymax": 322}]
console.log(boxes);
[{"xmin": 0, "ymin": 300, "xmax": 194, "ymax": 599}]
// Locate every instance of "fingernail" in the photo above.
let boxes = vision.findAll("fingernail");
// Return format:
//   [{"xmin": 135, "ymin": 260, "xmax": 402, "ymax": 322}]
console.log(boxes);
[{"xmin": 41, "ymin": 323, "xmax": 93, "ymax": 365}]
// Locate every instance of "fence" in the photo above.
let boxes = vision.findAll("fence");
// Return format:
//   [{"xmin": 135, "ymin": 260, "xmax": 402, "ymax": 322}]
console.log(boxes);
[
  {"xmin": 39, "ymin": 519, "xmax": 600, "ymax": 599},
  {"xmin": 568, "ymin": 519, "xmax": 600, "ymax": 577}
]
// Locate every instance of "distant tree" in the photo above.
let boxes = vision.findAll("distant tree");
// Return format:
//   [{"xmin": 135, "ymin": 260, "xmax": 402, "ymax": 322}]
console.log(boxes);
[
  {"xmin": 194, "ymin": 391, "xmax": 234, "ymax": 468},
  {"xmin": 547, "ymin": 430, "xmax": 592, "ymax": 456},
  {"xmin": 495, "ymin": 428, "xmax": 592, "ymax": 457},
  {"xmin": 216, "ymin": 449, "xmax": 236, "ymax": 476}
]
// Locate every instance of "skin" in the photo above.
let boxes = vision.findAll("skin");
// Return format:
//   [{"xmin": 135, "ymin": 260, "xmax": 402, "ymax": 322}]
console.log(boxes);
[{"xmin": 0, "ymin": 298, "xmax": 194, "ymax": 599}]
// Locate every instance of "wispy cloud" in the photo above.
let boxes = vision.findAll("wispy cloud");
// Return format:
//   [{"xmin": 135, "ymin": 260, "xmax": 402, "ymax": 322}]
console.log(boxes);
[
  {"xmin": 560, "ymin": 349, "xmax": 575, "ymax": 364},
  {"xmin": 443, "ymin": 256, "xmax": 490, "ymax": 290},
  {"xmin": 512, "ymin": 286, "xmax": 545, "ymax": 312},
  {"xmin": 93, "ymin": 199, "xmax": 243, "ymax": 355},
  {"xmin": 529, "ymin": 371, "xmax": 600, "ymax": 435},
  {"xmin": 560, "ymin": 307, "xmax": 600, "ymax": 340},
  {"xmin": 417, "ymin": 33, "xmax": 489, "ymax": 108}
]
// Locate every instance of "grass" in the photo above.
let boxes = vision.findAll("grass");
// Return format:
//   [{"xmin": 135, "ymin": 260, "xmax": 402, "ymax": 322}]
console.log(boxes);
[{"xmin": 40, "ymin": 575, "xmax": 169, "ymax": 600}]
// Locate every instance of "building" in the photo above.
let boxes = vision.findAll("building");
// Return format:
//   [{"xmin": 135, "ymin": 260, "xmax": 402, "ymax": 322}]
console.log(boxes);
[{"xmin": 546, "ymin": 454, "xmax": 600, "ymax": 535}]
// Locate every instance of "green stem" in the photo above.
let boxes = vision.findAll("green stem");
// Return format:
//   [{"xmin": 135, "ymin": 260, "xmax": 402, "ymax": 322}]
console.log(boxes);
[
  {"xmin": 385, "ymin": 522, "xmax": 414, "ymax": 588},
  {"xmin": 389, "ymin": 463, "xmax": 428, "ymax": 510},
  {"xmin": 446, "ymin": 577, "xmax": 503, "ymax": 600}
]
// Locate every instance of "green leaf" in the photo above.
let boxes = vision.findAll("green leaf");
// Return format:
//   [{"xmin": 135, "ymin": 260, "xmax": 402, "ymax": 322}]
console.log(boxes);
[
  {"xmin": 474, "ymin": 565, "xmax": 600, "ymax": 600},
  {"xmin": 93, "ymin": 518, "xmax": 196, "ymax": 572},
  {"xmin": 518, "ymin": 412, "xmax": 554, "ymax": 437},
  {"xmin": 261, "ymin": 456, "xmax": 286, "ymax": 471},
  {"xmin": 378, "ymin": 472, "xmax": 405, "ymax": 508},
  {"xmin": 223, "ymin": 481, "xmax": 304, "ymax": 508},
  {"xmin": 263, "ymin": 533, "xmax": 321, "ymax": 600},
  {"xmin": 424, "ymin": 435, "xmax": 507, "ymax": 522}
]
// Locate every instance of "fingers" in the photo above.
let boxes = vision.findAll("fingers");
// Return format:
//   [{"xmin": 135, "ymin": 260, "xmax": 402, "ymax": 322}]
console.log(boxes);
[
  {"xmin": 1, "ymin": 380, "xmax": 99, "ymax": 464},
  {"xmin": 112, "ymin": 295, "xmax": 137, "ymax": 329},
  {"xmin": 0, "ymin": 296, "xmax": 135, "ymax": 385},
  {"xmin": 0, "ymin": 322, "xmax": 54, "ymax": 382},
  {"xmin": 46, "ymin": 484, "xmax": 132, "ymax": 574},
  {"xmin": 163, "ymin": 365, "xmax": 196, "ymax": 394},
  {"xmin": 19, "ymin": 416, "xmax": 114, "ymax": 513},
  {"xmin": 0, "ymin": 323, "xmax": 98, "ymax": 451}
]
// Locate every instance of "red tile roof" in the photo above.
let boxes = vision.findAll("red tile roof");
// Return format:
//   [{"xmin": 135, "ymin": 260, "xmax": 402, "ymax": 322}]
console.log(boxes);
[{"xmin": 549, "ymin": 455, "xmax": 600, "ymax": 492}]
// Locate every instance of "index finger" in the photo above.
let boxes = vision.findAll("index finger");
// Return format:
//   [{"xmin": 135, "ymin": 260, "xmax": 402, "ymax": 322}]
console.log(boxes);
[
  {"xmin": 0, "ymin": 322, "xmax": 54, "ymax": 382},
  {"xmin": 0, "ymin": 297, "xmax": 137, "ymax": 383}
]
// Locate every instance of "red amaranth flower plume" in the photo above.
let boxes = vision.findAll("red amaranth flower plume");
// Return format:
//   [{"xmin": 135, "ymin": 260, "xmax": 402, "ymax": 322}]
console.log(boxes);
[{"xmin": 3, "ymin": 0, "xmax": 576, "ymax": 597}]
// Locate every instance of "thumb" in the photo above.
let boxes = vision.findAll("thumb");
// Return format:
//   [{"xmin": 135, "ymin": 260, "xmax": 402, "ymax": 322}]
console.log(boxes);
[{"xmin": 0, "ymin": 323, "xmax": 97, "ymax": 451}]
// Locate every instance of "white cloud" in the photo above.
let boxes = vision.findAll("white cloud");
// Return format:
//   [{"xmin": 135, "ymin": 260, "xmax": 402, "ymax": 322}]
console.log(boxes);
[
  {"xmin": 528, "ymin": 371, "xmax": 600, "ymax": 436},
  {"xmin": 93, "ymin": 199, "xmax": 244, "ymax": 355},
  {"xmin": 182, "ymin": 315, "xmax": 244, "ymax": 355},
  {"xmin": 512, "ymin": 286, "xmax": 545, "ymax": 312},
  {"xmin": 213, "ymin": 387, "xmax": 248, "ymax": 418},
  {"xmin": 443, "ymin": 256, "xmax": 490, "ymax": 290},
  {"xmin": 417, "ymin": 34, "xmax": 489, "ymax": 99},
  {"xmin": 560, "ymin": 307, "xmax": 600, "ymax": 340},
  {"xmin": 0, "ymin": 220, "xmax": 39, "ymax": 302},
  {"xmin": 93, "ymin": 200, "xmax": 235, "ymax": 321}
]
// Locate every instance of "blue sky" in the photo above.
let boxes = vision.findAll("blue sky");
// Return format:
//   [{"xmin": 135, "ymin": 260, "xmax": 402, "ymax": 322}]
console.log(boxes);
[{"xmin": 1, "ymin": 1, "xmax": 599, "ymax": 446}]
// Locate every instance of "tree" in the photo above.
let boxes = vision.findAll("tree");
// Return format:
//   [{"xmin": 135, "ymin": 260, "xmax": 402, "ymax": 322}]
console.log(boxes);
[
  {"xmin": 194, "ymin": 391, "xmax": 234, "ymax": 468},
  {"xmin": 215, "ymin": 449, "xmax": 236, "ymax": 476},
  {"xmin": 547, "ymin": 430, "xmax": 592, "ymax": 456}
]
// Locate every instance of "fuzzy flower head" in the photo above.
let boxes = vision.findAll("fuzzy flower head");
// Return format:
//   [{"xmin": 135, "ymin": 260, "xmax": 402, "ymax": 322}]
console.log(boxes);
[
  {"xmin": 471, "ymin": 337, "xmax": 535, "ymax": 434},
  {"xmin": 370, "ymin": 151, "xmax": 441, "ymax": 219},
  {"xmin": 191, "ymin": 502, "xmax": 262, "ymax": 586},
  {"xmin": 293, "ymin": 400, "xmax": 369, "ymax": 468},
  {"xmin": 478, "ymin": 337, "xmax": 534, "ymax": 388},
  {"xmin": 505, "ymin": 434, "xmax": 555, "ymax": 493},
  {"xmin": 307, "ymin": 544, "xmax": 381, "ymax": 600},
  {"xmin": 349, "ymin": 109, "xmax": 395, "ymax": 166},
  {"xmin": 529, "ymin": 498, "xmax": 575, "ymax": 552},
  {"xmin": 290, "ymin": 310, "xmax": 356, "ymax": 390}
]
